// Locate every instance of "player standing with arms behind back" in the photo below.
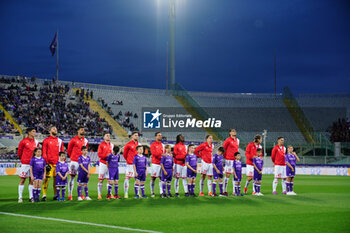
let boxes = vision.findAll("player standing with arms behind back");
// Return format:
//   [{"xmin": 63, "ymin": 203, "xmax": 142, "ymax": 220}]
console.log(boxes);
[
  {"xmin": 194, "ymin": 135, "xmax": 214, "ymax": 197},
  {"xmin": 271, "ymin": 137, "xmax": 287, "ymax": 194},
  {"xmin": 97, "ymin": 132, "xmax": 114, "ymax": 199},
  {"xmin": 244, "ymin": 134, "xmax": 262, "ymax": 194},
  {"xmin": 106, "ymin": 146, "xmax": 121, "ymax": 199},
  {"xmin": 77, "ymin": 146, "xmax": 92, "ymax": 201},
  {"xmin": 123, "ymin": 131, "xmax": 140, "ymax": 198},
  {"xmin": 285, "ymin": 145, "xmax": 300, "ymax": 195},
  {"xmin": 133, "ymin": 145, "xmax": 148, "ymax": 199},
  {"xmin": 222, "ymin": 129, "xmax": 240, "ymax": 196},
  {"xmin": 185, "ymin": 144, "xmax": 197, "ymax": 197},
  {"xmin": 173, "ymin": 134, "xmax": 189, "ymax": 197},
  {"xmin": 17, "ymin": 127, "xmax": 39, "ymax": 203},
  {"xmin": 67, "ymin": 126, "xmax": 88, "ymax": 200},
  {"xmin": 150, "ymin": 132, "xmax": 165, "ymax": 197},
  {"xmin": 42, "ymin": 126, "xmax": 64, "ymax": 201}
]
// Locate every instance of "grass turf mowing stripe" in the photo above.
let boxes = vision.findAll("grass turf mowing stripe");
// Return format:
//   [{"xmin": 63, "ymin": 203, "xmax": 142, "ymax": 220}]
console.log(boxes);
[{"xmin": 0, "ymin": 211, "xmax": 163, "ymax": 233}]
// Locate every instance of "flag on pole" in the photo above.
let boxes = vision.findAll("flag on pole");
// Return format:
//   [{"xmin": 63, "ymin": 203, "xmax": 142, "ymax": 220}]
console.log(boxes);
[{"xmin": 49, "ymin": 32, "xmax": 58, "ymax": 56}]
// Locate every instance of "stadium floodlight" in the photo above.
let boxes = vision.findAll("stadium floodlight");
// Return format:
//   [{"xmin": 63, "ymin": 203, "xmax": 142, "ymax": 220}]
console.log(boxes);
[
  {"xmin": 169, "ymin": 0, "xmax": 176, "ymax": 92},
  {"xmin": 262, "ymin": 129, "xmax": 267, "ymax": 159}
]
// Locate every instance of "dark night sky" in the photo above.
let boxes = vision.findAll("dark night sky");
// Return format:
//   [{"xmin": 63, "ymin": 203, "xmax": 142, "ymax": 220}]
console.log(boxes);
[{"xmin": 0, "ymin": 0, "xmax": 349, "ymax": 94}]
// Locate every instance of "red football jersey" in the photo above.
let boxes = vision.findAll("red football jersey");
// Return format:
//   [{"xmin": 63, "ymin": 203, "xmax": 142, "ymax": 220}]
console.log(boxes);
[
  {"xmin": 42, "ymin": 136, "xmax": 64, "ymax": 165},
  {"xmin": 194, "ymin": 142, "xmax": 213, "ymax": 164},
  {"xmin": 173, "ymin": 142, "xmax": 187, "ymax": 166},
  {"xmin": 245, "ymin": 142, "xmax": 262, "ymax": 165},
  {"xmin": 17, "ymin": 137, "xmax": 39, "ymax": 165},
  {"xmin": 123, "ymin": 140, "xmax": 139, "ymax": 165},
  {"xmin": 150, "ymin": 141, "xmax": 164, "ymax": 165},
  {"xmin": 271, "ymin": 145, "xmax": 286, "ymax": 166},
  {"xmin": 67, "ymin": 136, "xmax": 88, "ymax": 162},
  {"xmin": 98, "ymin": 141, "xmax": 114, "ymax": 164},
  {"xmin": 223, "ymin": 137, "xmax": 240, "ymax": 160}
]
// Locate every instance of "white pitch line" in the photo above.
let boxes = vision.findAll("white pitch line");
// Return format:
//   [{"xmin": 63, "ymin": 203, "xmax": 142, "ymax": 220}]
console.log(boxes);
[{"xmin": 0, "ymin": 211, "xmax": 163, "ymax": 233}]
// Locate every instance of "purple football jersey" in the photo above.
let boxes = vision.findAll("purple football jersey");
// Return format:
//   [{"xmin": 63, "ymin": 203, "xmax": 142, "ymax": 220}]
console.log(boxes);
[
  {"xmin": 56, "ymin": 161, "xmax": 69, "ymax": 185},
  {"xmin": 253, "ymin": 156, "xmax": 264, "ymax": 171},
  {"xmin": 185, "ymin": 154, "xmax": 197, "ymax": 169},
  {"xmin": 78, "ymin": 155, "xmax": 91, "ymax": 174},
  {"xmin": 107, "ymin": 153, "xmax": 120, "ymax": 168},
  {"xmin": 161, "ymin": 154, "xmax": 173, "ymax": 169},
  {"xmin": 285, "ymin": 153, "xmax": 297, "ymax": 166},
  {"xmin": 133, "ymin": 154, "xmax": 147, "ymax": 170},
  {"xmin": 56, "ymin": 161, "xmax": 69, "ymax": 176},
  {"xmin": 30, "ymin": 156, "xmax": 46, "ymax": 179},
  {"xmin": 212, "ymin": 153, "xmax": 223, "ymax": 172}
]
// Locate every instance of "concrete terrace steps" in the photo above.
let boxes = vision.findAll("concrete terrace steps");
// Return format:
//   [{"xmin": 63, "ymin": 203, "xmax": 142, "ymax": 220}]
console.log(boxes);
[{"xmin": 72, "ymin": 88, "xmax": 129, "ymax": 139}]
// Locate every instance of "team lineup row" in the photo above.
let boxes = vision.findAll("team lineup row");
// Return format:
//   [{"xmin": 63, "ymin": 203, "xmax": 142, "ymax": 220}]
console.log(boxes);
[{"xmin": 17, "ymin": 126, "xmax": 300, "ymax": 202}]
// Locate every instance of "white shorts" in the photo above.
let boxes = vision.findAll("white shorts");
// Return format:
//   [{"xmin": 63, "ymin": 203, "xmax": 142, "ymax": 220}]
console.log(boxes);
[
  {"xmin": 246, "ymin": 165, "xmax": 254, "ymax": 177},
  {"xmin": 69, "ymin": 161, "xmax": 79, "ymax": 175},
  {"xmin": 98, "ymin": 163, "xmax": 109, "ymax": 180},
  {"xmin": 126, "ymin": 164, "xmax": 135, "ymax": 178},
  {"xmin": 19, "ymin": 164, "xmax": 30, "ymax": 178},
  {"xmin": 174, "ymin": 164, "xmax": 187, "ymax": 178},
  {"xmin": 150, "ymin": 164, "xmax": 161, "ymax": 178},
  {"xmin": 201, "ymin": 161, "xmax": 213, "ymax": 176},
  {"xmin": 224, "ymin": 160, "xmax": 234, "ymax": 174},
  {"xmin": 274, "ymin": 165, "xmax": 287, "ymax": 179}
]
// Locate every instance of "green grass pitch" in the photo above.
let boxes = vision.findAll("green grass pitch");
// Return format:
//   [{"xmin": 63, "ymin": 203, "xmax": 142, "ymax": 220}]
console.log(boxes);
[{"xmin": 0, "ymin": 174, "xmax": 349, "ymax": 233}]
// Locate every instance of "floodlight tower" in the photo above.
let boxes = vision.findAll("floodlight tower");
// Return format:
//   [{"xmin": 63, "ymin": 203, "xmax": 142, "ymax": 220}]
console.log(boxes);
[{"xmin": 169, "ymin": 0, "xmax": 176, "ymax": 92}]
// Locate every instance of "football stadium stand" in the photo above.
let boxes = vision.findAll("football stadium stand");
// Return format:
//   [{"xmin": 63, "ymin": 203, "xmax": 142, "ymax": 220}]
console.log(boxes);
[{"xmin": 0, "ymin": 75, "xmax": 349, "ymax": 164}]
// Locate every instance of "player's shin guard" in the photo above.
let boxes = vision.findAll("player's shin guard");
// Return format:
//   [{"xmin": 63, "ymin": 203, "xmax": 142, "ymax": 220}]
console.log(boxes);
[
  {"xmin": 114, "ymin": 184, "xmax": 119, "ymax": 195},
  {"xmin": 68, "ymin": 177, "xmax": 75, "ymax": 195},
  {"xmin": 140, "ymin": 185, "xmax": 145, "ymax": 196},
  {"xmin": 175, "ymin": 179, "xmax": 179, "ymax": 193},
  {"xmin": 212, "ymin": 181, "xmax": 217, "ymax": 194},
  {"xmin": 134, "ymin": 184, "xmax": 139, "ymax": 196},
  {"xmin": 232, "ymin": 180, "xmax": 236, "ymax": 194},
  {"xmin": 200, "ymin": 179, "xmax": 204, "ymax": 193},
  {"xmin": 282, "ymin": 179, "xmax": 287, "ymax": 192},
  {"xmin": 84, "ymin": 186, "xmax": 88, "ymax": 197},
  {"xmin": 97, "ymin": 183, "xmax": 103, "ymax": 196},
  {"xmin": 167, "ymin": 182, "xmax": 171, "ymax": 195},
  {"xmin": 32, "ymin": 188, "xmax": 37, "ymax": 200},
  {"xmin": 42, "ymin": 177, "xmax": 50, "ymax": 196},
  {"xmin": 290, "ymin": 182, "xmax": 294, "ymax": 192},
  {"xmin": 77, "ymin": 186, "xmax": 82, "ymax": 197},
  {"xmin": 245, "ymin": 179, "xmax": 251, "ymax": 188},
  {"xmin": 182, "ymin": 179, "xmax": 188, "ymax": 193},
  {"xmin": 37, "ymin": 188, "xmax": 41, "ymax": 199},
  {"xmin": 56, "ymin": 188, "xmax": 60, "ymax": 199},
  {"xmin": 150, "ymin": 179, "xmax": 155, "ymax": 194},
  {"xmin": 124, "ymin": 178, "xmax": 129, "ymax": 194},
  {"xmin": 159, "ymin": 180, "xmax": 163, "ymax": 194},
  {"xmin": 207, "ymin": 179, "xmax": 212, "ymax": 193},
  {"xmin": 18, "ymin": 184, "xmax": 24, "ymax": 199},
  {"xmin": 273, "ymin": 178, "xmax": 278, "ymax": 192},
  {"xmin": 162, "ymin": 182, "xmax": 166, "ymax": 194},
  {"xmin": 28, "ymin": 184, "xmax": 34, "ymax": 199},
  {"xmin": 107, "ymin": 183, "xmax": 112, "ymax": 195},
  {"xmin": 62, "ymin": 188, "xmax": 66, "ymax": 199},
  {"xmin": 223, "ymin": 177, "xmax": 229, "ymax": 192},
  {"xmin": 219, "ymin": 182, "xmax": 223, "ymax": 194},
  {"xmin": 192, "ymin": 184, "xmax": 196, "ymax": 194}
]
